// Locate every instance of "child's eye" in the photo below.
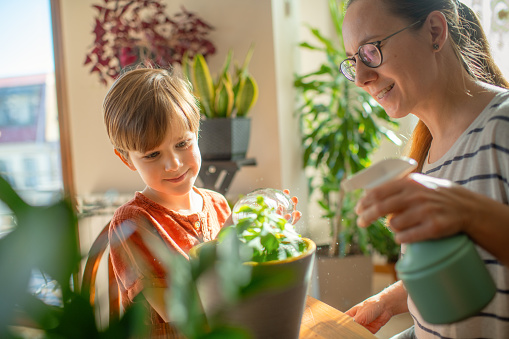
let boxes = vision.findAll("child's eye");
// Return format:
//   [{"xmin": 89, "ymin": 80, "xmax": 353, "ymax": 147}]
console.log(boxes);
[
  {"xmin": 176, "ymin": 140, "xmax": 191, "ymax": 148},
  {"xmin": 144, "ymin": 151, "xmax": 160, "ymax": 159}
]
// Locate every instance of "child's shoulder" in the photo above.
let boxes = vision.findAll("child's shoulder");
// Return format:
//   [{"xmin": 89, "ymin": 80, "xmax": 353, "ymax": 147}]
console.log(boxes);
[
  {"xmin": 110, "ymin": 193, "xmax": 151, "ymax": 224},
  {"xmin": 195, "ymin": 187, "xmax": 230, "ymax": 212},
  {"xmin": 196, "ymin": 187, "xmax": 227, "ymax": 202}
]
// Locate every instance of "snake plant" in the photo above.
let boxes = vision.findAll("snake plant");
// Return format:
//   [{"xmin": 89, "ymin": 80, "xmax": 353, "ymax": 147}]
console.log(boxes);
[{"xmin": 183, "ymin": 46, "xmax": 258, "ymax": 118}]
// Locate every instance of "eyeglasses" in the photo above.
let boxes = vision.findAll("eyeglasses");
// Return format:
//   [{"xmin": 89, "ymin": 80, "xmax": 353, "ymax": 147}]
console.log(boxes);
[{"xmin": 340, "ymin": 20, "xmax": 422, "ymax": 82}]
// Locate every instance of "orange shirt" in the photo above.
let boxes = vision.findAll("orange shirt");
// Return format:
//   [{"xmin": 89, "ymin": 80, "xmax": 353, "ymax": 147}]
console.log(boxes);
[{"xmin": 108, "ymin": 187, "xmax": 230, "ymax": 327}]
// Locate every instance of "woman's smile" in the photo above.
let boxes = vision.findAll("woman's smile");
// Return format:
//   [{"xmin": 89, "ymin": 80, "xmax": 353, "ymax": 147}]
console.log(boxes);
[{"xmin": 376, "ymin": 84, "xmax": 395, "ymax": 100}]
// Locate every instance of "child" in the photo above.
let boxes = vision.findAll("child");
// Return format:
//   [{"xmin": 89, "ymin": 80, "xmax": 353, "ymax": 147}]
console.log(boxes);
[{"xmin": 103, "ymin": 66, "xmax": 231, "ymax": 335}]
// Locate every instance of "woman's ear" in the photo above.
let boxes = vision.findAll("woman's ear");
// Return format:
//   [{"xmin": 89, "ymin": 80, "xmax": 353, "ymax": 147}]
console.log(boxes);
[
  {"xmin": 114, "ymin": 149, "xmax": 137, "ymax": 171},
  {"xmin": 427, "ymin": 11, "xmax": 448, "ymax": 52}
]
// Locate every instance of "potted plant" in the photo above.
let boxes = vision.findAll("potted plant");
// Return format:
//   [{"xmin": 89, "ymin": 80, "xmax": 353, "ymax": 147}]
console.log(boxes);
[
  {"xmin": 294, "ymin": 0, "xmax": 401, "ymax": 310},
  {"xmin": 169, "ymin": 196, "xmax": 316, "ymax": 339},
  {"xmin": 183, "ymin": 46, "xmax": 259, "ymax": 160},
  {"xmin": 84, "ymin": 0, "xmax": 216, "ymax": 85},
  {"xmin": 0, "ymin": 175, "xmax": 149, "ymax": 338}
]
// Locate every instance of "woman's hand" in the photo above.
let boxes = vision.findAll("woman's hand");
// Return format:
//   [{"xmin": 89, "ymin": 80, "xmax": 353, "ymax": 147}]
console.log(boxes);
[
  {"xmin": 355, "ymin": 173, "xmax": 509, "ymax": 266},
  {"xmin": 355, "ymin": 173, "xmax": 470, "ymax": 243},
  {"xmin": 346, "ymin": 281, "xmax": 409, "ymax": 334}
]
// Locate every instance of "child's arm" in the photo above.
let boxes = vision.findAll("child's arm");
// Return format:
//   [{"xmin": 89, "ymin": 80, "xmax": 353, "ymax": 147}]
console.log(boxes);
[{"xmin": 142, "ymin": 288, "xmax": 170, "ymax": 322}]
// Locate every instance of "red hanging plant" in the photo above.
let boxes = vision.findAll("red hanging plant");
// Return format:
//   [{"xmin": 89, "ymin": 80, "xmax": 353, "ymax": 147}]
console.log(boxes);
[{"xmin": 84, "ymin": 0, "xmax": 216, "ymax": 85}]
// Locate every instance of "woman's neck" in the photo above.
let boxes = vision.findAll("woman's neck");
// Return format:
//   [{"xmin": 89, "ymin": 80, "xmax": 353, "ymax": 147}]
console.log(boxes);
[{"xmin": 425, "ymin": 79, "xmax": 499, "ymax": 163}]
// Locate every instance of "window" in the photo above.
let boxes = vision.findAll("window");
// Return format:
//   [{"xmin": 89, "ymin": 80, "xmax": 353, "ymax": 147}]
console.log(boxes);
[{"xmin": 0, "ymin": 0, "xmax": 63, "ymax": 227}]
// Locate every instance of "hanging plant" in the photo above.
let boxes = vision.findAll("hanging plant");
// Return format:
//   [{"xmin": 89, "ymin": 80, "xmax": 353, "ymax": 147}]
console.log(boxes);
[{"xmin": 84, "ymin": 0, "xmax": 216, "ymax": 85}]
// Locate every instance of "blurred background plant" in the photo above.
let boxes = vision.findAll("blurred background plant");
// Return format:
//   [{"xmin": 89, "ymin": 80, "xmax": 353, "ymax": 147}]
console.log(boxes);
[
  {"xmin": 294, "ymin": 0, "xmax": 400, "ymax": 261},
  {"xmin": 84, "ymin": 0, "xmax": 216, "ymax": 85},
  {"xmin": 0, "ymin": 175, "xmax": 148, "ymax": 338},
  {"xmin": 183, "ymin": 46, "xmax": 259, "ymax": 119}
]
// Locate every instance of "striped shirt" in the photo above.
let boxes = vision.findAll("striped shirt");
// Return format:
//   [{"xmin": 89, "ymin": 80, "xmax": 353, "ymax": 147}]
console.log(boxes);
[{"xmin": 410, "ymin": 90, "xmax": 509, "ymax": 338}]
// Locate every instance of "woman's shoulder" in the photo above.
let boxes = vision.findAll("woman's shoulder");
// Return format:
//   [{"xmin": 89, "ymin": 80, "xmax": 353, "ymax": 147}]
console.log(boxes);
[
  {"xmin": 474, "ymin": 89, "xmax": 509, "ymax": 129},
  {"xmin": 481, "ymin": 86, "xmax": 509, "ymax": 112}
]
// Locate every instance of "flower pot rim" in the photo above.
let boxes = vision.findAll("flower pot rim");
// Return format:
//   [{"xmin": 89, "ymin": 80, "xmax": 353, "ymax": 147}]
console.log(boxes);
[{"xmin": 189, "ymin": 237, "xmax": 316, "ymax": 266}]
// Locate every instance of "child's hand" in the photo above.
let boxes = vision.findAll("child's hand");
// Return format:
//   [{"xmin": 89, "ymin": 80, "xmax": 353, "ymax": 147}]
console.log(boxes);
[{"xmin": 282, "ymin": 189, "xmax": 302, "ymax": 224}]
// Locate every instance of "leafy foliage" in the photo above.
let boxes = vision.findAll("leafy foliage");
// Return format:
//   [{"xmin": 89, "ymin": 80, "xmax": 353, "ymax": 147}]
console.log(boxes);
[
  {"xmin": 294, "ymin": 0, "xmax": 400, "ymax": 258},
  {"xmin": 0, "ymin": 175, "xmax": 148, "ymax": 338},
  {"xmin": 220, "ymin": 196, "xmax": 306, "ymax": 263},
  {"xmin": 183, "ymin": 46, "xmax": 259, "ymax": 118},
  {"xmin": 84, "ymin": 0, "xmax": 216, "ymax": 85}
]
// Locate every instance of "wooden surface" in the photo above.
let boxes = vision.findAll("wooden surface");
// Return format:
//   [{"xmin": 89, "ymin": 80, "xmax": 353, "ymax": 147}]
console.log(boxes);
[{"xmin": 300, "ymin": 296, "xmax": 377, "ymax": 339}]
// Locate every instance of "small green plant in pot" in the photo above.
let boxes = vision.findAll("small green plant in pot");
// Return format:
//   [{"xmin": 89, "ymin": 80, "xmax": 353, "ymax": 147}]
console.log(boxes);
[
  {"xmin": 184, "ymin": 197, "xmax": 316, "ymax": 339},
  {"xmin": 183, "ymin": 47, "xmax": 259, "ymax": 160}
]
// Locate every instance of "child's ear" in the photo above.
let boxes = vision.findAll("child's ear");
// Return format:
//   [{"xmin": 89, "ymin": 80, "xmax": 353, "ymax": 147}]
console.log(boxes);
[{"xmin": 114, "ymin": 149, "xmax": 137, "ymax": 171}]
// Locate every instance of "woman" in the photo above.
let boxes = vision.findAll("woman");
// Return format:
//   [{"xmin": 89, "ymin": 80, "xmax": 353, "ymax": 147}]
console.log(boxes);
[{"xmin": 340, "ymin": 0, "xmax": 509, "ymax": 338}]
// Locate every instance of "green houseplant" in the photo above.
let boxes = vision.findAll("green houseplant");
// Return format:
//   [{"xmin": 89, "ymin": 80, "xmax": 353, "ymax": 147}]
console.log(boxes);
[
  {"xmin": 0, "ymin": 175, "xmax": 149, "ymax": 339},
  {"xmin": 183, "ymin": 47, "xmax": 259, "ymax": 160},
  {"xmin": 294, "ymin": 0, "xmax": 400, "ymax": 260},
  {"xmin": 176, "ymin": 197, "xmax": 316, "ymax": 339},
  {"xmin": 294, "ymin": 0, "xmax": 401, "ymax": 310}
]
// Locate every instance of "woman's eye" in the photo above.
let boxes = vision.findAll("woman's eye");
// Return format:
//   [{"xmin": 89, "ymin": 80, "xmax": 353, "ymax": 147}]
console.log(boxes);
[{"xmin": 144, "ymin": 151, "xmax": 159, "ymax": 159}]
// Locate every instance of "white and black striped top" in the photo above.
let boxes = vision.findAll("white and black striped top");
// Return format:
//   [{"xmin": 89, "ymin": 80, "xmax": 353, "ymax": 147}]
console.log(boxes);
[{"xmin": 410, "ymin": 90, "xmax": 509, "ymax": 338}]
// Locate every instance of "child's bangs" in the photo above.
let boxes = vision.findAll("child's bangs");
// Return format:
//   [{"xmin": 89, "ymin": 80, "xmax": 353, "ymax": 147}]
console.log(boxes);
[{"xmin": 120, "ymin": 90, "xmax": 195, "ymax": 154}]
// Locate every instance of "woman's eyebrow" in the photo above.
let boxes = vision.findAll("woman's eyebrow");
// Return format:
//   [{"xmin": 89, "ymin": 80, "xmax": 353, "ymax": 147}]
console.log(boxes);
[{"xmin": 345, "ymin": 33, "xmax": 379, "ymax": 57}]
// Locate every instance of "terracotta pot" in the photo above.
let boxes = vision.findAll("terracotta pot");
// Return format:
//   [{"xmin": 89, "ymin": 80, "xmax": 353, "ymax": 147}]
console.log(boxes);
[{"xmin": 190, "ymin": 238, "xmax": 316, "ymax": 339}]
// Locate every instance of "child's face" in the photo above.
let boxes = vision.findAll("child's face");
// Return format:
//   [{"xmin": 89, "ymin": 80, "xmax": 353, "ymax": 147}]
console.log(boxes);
[{"xmin": 126, "ymin": 122, "xmax": 201, "ymax": 202}]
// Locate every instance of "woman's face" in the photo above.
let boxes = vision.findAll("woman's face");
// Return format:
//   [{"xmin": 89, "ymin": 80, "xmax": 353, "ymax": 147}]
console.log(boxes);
[{"xmin": 343, "ymin": 0, "xmax": 436, "ymax": 119}]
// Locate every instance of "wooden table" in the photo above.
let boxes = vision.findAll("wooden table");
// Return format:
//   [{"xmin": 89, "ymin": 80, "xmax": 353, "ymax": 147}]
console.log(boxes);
[{"xmin": 300, "ymin": 296, "xmax": 377, "ymax": 338}]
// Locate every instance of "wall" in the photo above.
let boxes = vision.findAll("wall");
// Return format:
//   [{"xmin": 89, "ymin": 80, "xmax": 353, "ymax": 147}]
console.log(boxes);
[{"xmin": 59, "ymin": 0, "xmax": 299, "ymax": 205}]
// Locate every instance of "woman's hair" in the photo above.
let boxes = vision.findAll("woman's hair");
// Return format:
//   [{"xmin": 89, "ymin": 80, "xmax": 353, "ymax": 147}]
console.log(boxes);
[
  {"xmin": 103, "ymin": 65, "xmax": 201, "ymax": 160},
  {"xmin": 347, "ymin": 0, "xmax": 509, "ymax": 170}
]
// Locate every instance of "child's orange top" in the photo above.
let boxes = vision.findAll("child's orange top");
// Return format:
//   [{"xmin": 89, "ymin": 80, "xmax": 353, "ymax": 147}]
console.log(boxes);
[{"xmin": 108, "ymin": 187, "xmax": 230, "ymax": 327}]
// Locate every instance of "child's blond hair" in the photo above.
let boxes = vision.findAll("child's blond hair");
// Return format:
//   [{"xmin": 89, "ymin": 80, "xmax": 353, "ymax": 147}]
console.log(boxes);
[{"xmin": 103, "ymin": 66, "xmax": 200, "ymax": 160}]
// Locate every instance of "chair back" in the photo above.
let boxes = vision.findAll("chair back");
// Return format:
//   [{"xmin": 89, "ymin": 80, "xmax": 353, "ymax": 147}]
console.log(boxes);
[{"xmin": 81, "ymin": 221, "xmax": 120, "ymax": 324}]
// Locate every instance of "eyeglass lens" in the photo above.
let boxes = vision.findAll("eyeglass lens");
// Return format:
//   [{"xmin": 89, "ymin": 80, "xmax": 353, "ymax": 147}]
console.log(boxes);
[
  {"xmin": 341, "ymin": 44, "xmax": 382, "ymax": 81},
  {"xmin": 359, "ymin": 44, "xmax": 381, "ymax": 66}
]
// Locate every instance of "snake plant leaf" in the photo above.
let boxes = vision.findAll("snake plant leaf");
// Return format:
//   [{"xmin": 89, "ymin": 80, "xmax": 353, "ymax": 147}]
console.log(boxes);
[
  {"xmin": 239, "ymin": 44, "xmax": 255, "ymax": 78},
  {"xmin": 192, "ymin": 54, "xmax": 215, "ymax": 118},
  {"xmin": 235, "ymin": 75, "xmax": 258, "ymax": 117},
  {"xmin": 214, "ymin": 74, "xmax": 234, "ymax": 118},
  {"xmin": 220, "ymin": 50, "xmax": 234, "ymax": 79}
]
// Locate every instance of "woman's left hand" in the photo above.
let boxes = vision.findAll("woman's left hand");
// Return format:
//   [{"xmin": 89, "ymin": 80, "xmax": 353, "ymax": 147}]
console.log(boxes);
[{"xmin": 355, "ymin": 173, "xmax": 473, "ymax": 244}]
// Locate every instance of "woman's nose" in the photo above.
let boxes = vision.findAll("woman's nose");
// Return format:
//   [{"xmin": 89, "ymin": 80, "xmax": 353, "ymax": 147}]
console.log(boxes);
[{"xmin": 354, "ymin": 62, "xmax": 377, "ymax": 87}]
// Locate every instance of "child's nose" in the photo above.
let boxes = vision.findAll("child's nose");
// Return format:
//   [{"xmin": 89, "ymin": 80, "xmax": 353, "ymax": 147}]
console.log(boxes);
[{"xmin": 164, "ymin": 154, "xmax": 182, "ymax": 171}]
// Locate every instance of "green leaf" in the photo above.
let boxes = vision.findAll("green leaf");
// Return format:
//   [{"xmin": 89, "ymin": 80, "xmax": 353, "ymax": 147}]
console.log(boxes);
[
  {"xmin": 214, "ymin": 75, "xmax": 234, "ymax": 117},
  {"xmin": 193, "ymin": 54, "xmax": 215, "ymax": 118},
  {"xmin": 235, "ymin": 75, "xmax": 258, "ymax": 117}
]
